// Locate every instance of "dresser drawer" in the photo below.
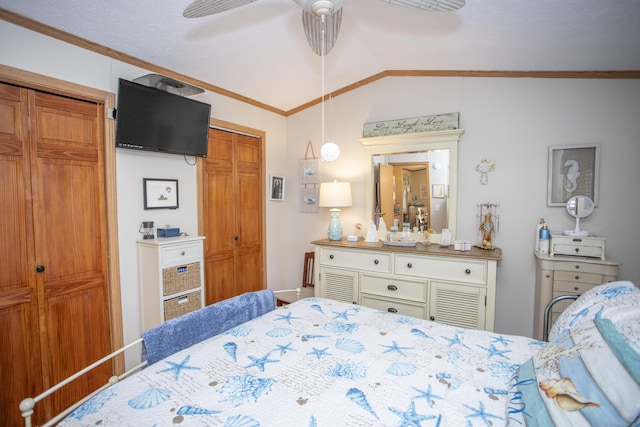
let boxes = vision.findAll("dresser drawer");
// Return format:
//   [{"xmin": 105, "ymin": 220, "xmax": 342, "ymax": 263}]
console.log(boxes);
[
  {"xmin": 360, "ymin": 295, "xmax": 426, "ymax": 319},
  {"xmin": 395, "ymin": 254, "xmax": 487, "ymax": 285},
  {"xmin": 161, "ymin": 243, "xmax": 203, "ymax": 266},
  {"xmin": 548, "ymin": 260, "xmax": 618, "ymax": 277},
  {"xmin": 553, "ymin": 280, "xmax": 597, "ymax": 294},
  {"xmin": 319, "ymin": 247, "xmax": 391, "ymax": 273},
  {"xmin": 552, "ymin": 244, "xmax": 603, "ymax": 259},
  {"xmin": 554, "ymin": 270, "xmax": 603, "ymax": 286},
  {"xmin": 163, "ymin": 290, "xmax": 202, "ymax": 321},
  {"xmin": 360, "ymin": 274, "xmax": 426, "ymax": 303}
]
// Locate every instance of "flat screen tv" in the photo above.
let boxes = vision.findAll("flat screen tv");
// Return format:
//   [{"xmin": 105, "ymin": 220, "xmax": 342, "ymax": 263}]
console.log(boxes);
[{"xmin": 115, "ymin": 78, "xmax": 211, "ymax": 157}]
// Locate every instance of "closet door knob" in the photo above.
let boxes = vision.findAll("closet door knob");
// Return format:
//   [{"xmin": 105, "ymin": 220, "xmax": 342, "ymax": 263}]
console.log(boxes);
[{"xmin": 35, "ymin": 265, "xmax": 45, "ymax": 273}]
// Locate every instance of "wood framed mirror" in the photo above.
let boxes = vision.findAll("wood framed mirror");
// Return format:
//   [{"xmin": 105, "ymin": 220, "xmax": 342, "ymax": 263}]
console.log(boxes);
[{"xmin": 360, "ymin": 129, "xmax": 464, "ymax": 242}]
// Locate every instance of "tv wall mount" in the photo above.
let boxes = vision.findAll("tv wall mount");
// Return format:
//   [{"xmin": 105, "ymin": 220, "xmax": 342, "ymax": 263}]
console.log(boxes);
[{"xmin": 133, "ymin": 74, "xmax": 204, "ymax": 97}]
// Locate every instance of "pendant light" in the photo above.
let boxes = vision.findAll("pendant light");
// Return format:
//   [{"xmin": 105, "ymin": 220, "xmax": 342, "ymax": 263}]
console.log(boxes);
[{"xmin": 318, "ymin": 14, "xmax": 340, "ymax": 162}]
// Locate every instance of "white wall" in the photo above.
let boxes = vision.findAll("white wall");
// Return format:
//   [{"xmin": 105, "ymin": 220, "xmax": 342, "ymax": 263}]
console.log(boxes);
[
  {"xmin": 3, "ymin": 20, "xmax": 639, "ymax": 343},
  {"xmin": 284, "ymin": 76, "xmax": 640, "ymax": 336}
]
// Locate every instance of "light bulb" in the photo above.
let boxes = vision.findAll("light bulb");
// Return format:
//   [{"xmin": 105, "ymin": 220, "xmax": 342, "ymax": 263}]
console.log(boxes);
[{"xmin": 321, "ymin": 142, "xmax": 340, "ymax": 161}]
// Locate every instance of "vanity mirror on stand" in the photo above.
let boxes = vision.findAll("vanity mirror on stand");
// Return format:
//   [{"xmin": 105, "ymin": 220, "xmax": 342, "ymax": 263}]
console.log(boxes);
[
  {"xmin": 359, "ymin": 129, "xmax": 464, "ymax": 244},
  {"xmin": 551, "ymin": 195, "xmax": 606, "ymax": 259},
  {"xmin": 563, "ymin": 195, "xmax": 594, "ymax": 237}
]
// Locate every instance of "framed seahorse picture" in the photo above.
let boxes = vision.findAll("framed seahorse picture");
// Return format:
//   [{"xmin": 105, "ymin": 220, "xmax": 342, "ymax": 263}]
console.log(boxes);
[{"xmin": 547, "ymin": 144, "xmax": 600, "ymax": 207}]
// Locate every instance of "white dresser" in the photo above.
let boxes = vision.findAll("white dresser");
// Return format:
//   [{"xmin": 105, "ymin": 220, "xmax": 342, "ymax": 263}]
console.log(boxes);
[
  {"xmin": 312, "ymin": 239, "xmax": 501, "ymax": 331},
  {"xmin": 138, "ymin": 235, "xmax": 205, "ymax": 331},
  {"xmin": 533, "ymin": 251, "xmax": 618, "ymax": 340}
]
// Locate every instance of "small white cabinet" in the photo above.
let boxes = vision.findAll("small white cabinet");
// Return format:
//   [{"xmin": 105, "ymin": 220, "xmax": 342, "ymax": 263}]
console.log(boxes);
[
  {"xmin": 138, "ymin": 236, "xmax": 205, "ymax": 331},
  {"xmin": 313, "ymin": 239, "xmax": 500, "ymax": 331}
]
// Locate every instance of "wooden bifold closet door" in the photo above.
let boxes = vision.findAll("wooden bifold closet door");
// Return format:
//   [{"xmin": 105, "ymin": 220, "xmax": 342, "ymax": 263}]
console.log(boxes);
[
  {"xmin": 0, "ymin": 82, "xmax": 112, "ymax": 425},
  {"xmin": 200, "ymin": 127, "xmax": 264, "ymax": 304}
]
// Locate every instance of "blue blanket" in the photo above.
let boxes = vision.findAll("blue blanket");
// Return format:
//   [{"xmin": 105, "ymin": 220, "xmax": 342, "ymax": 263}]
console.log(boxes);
[{"xmin": 141, "ymin": 289, "xmax": 275, "ymax": 365}]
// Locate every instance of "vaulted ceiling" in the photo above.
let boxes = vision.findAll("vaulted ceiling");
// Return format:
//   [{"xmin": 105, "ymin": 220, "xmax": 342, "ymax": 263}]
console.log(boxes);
[{"xmin": 2, "ymin": 0, "xmax": 639, "ymax": 115}]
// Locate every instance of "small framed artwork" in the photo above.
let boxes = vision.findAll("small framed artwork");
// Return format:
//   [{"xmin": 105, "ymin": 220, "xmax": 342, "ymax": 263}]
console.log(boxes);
[
  {"xmin": 270, "ymin": 175, "xmax": 285, "ymax": 201},
  {"xmin": 432, "ymin": 184, "xmax": 446, "ymax": 198},
  {"xmin": 300, "ymin": 187, "xmax": 319, "ymax": 213},
  {"xmin": 143, "ymin": 178, "xmax": 179, "ymax": 209},
  {"xmin": 300, "ymin": 159, "xmax": 320, "ymax": 184},
  {"xmin": 420, "ymin": 183, "xmax": 428, "ymax": 199},
  {"xmin": 547, "ymin": 144, "xmax": 600, "ymax": 206}
]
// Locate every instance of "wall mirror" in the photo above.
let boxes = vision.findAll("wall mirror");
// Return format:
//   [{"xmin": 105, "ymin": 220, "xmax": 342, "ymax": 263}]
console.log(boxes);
[{"xmin": 360, "ymin": 129, "xmax": 464, "ymax": 242}]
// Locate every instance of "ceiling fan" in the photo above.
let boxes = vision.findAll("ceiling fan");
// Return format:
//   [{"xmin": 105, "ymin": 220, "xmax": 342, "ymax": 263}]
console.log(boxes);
[{"xmin": 183, "ymin": 0, "xmax": 465, "ymax": 56}]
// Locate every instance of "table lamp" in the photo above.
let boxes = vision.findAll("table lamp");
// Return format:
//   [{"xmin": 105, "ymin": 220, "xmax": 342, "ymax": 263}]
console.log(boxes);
[{"xmin": 319, "ymin": 181, "xmax": 352, "ymax": 240}]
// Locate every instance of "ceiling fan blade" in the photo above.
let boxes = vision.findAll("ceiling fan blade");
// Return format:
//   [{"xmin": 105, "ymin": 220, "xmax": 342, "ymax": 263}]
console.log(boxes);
[
  {"xmin": 301, "ymin": 8, "xmax": 342, "ymax": 56},
  {"xmin": 381, "ymin": 0, "xmax": 465, "ymax": 12},
  {"xmin": 183, "ymin": 0, "xmax": 257, "ymax": 18}
]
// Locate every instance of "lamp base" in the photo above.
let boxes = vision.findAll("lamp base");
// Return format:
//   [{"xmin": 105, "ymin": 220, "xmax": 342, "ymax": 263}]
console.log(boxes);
[{"xmin": 327, "ymin": 208, "xmax": 343, "ymax": 241}]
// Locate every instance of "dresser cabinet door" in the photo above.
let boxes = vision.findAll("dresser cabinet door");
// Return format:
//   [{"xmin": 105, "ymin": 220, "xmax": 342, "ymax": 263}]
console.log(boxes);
[
  {"xmin": 429, "ymin": 281, "xmax": 486, "ymax": 330},
  {"xmin": 318, "ymin": 267, "xmax": 358, "ymax": 304}
]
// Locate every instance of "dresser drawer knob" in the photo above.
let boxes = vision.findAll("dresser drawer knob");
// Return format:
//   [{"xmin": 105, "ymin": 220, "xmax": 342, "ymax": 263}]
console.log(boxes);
[
  {"xmin": 329, "ymin": 254, "xmax": 334, "ymax": 259},
  {"xmin": 406, "ymin": 263, "xmax": 413, "ymax": 268},
  {"xmin": 387, "ymin": 285, "xmax": 398, "ymax": 291},
  {"xmin": 574, "ymin": 265, "xmax": 580, "ymax": 269},
  {"xmin": 574, "ymin": 275, "xmax": 580, "ymax": 280},
  {"xmin": 387, "ymin": 307, "xmax": 398, "ymax": 313},
  {"xmin": 180, "ymin": 251, "xmax": 186, "ymax": 256},
  {"xmin": 574, "ymin": 286, "xmax": 579, "ymax": 291},
  {"xmin": 374, "ymin": 259, "xmax": 379, "ymax": 265},
  {"xmin": 574, "ymin": 248, "xmax": 580, "ymax": 253},
  {"xmin": 429, "ymin": 316, "xmax": 435, "ymax": 321},
  {"xmin": 465, "ymin": 269, "xmax": 471, "ymax": 274}
]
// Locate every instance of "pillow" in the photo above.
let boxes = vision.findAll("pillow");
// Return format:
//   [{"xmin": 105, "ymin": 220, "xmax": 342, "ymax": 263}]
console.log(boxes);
[
  {"xmin": 548, "ymin": 281, "xmax": 640, "ymax": 341},
  {"xmin": 512, "ymin": 303, "xmax": 640, "ymax": 426}
]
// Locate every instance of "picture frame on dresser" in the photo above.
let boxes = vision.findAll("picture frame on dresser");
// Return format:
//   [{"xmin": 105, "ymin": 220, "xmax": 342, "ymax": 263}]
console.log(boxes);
[
  {"xmin": 143, "ymin": 178, "xmax": 179, "ymax": 209},
  {"xmin": 547, "ymin": 144, "xmax": 600, "ymax": 206}
]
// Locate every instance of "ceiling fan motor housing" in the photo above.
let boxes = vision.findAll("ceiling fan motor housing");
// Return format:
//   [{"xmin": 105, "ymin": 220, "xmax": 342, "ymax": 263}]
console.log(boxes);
[{"xmin": 294, "ymin": 0, "xmax": 345, "ymax": 16}]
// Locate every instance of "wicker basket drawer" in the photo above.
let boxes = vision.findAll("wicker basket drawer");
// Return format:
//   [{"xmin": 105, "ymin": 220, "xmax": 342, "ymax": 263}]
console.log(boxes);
[
  {"xmin": 163, "ymin": 290, "xmax": 201, "ymax": 321},
  {"xmin": 162, "ymin": 262, "xmax": 201, "ymax": 295}
]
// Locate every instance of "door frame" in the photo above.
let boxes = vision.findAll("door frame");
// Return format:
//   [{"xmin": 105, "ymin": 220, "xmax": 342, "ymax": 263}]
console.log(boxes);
[
  {"xmin": 0, "ymin": 64, "xmax": 125, "ymax": 371},
  {"xmin": 197, "ymin": 118, "xmax": 267, "ymax": 289}
]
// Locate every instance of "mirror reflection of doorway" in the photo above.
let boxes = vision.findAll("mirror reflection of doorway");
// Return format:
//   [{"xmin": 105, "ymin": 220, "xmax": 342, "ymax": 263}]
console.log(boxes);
[{"xmin": 377, "ymin": 162, "xmax": 431, "ymax": 230}]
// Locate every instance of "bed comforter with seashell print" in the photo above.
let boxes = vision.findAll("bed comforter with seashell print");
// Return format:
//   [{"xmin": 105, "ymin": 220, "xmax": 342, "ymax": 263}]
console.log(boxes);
[{"xmin": 58, "ymin": 297, "xmax": 548, "ymax": 427}]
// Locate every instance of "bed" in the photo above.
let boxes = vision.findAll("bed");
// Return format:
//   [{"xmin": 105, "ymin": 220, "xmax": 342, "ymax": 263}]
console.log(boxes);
[{"xmin": 22, "ymin": 281, "xmax": 640, "ymax": 426}]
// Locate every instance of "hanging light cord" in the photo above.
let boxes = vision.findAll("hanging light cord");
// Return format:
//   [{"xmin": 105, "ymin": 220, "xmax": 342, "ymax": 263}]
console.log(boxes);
[{"xmin": 321, "ymin": 14, "xmax": 326, "ymax": 149}]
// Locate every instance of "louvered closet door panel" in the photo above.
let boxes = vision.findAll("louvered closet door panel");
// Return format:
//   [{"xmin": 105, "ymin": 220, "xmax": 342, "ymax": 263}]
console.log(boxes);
[{"xmin": 429, "ymin": 281, "xmax": 486, "ymax": 330}]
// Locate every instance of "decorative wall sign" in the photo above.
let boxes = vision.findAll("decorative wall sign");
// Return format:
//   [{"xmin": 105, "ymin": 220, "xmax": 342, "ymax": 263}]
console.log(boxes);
[
  {"xmin": 270, "ymin": 175, "xmax": 285, "ymax": 201},
  {"xmin": 547, "ymin": 144, "xmax": 600, "ymax": 206},
  {"xmin": 363, "ymin": 112, "xmax": 459, "ymax": 138},
  {"xmin": 144, "ymin": 178, "xmax": 179, "ymax": 209},
  {"xmin": 300, "ymin": 187, "xmax": 319, "ymax": 213}
]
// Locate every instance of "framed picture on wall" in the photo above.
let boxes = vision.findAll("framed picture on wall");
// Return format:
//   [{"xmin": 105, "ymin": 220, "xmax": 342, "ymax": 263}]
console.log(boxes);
[
  {"xmin": 300, "ymin": 187, "xmax": 319, "ymax": 213},
  {"xmin": 270, "ymin": 175, "xmax": 285, "ymax": 201},
  {"xmin": 143, "ymin": 178, "xmax": 179, "ymax": 209},
  {"xmin": 547, "ymin": 144, "xmax": 600, "ymax": 206},
  {"xmin": 432, "ymin": 184, "xmax": 446, "ymax": 198}
]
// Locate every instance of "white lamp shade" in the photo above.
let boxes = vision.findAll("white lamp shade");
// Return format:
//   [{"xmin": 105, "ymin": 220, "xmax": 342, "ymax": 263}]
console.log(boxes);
[{"xmin": 319, "ymin": 181, "xmax": 352, "ymax": 207}]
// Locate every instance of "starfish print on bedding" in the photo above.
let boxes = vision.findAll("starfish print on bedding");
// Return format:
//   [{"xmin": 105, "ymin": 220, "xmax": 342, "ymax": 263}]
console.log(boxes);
[
  {"xmin": 274, "ymin": 312, "xmax": 302, "ymax": 325},
  {"xmin": 307, "ymin": 347, "xmax": 332, "ymax": 360},
  {"xmin": 441, "ymin": 333, "xmax": 472, "ymax": 350},
  {"xmin": 379, "ymin": 340, "xmax": 413, "ymax": 357},
  {"xmin": 463, "ymin": 401, "xmax": 504, "ymax": 426},
  {"xmin": 245, "ymin": 352, "xmax": 279, "ymax": 372},
  {"xmin": 476, "ymin": 343, "xmax": 512, "ymax": 359},
  {"xmin": 490, "ymin": 336, "xmax": 514, "ymax": 347},
  {"xmin": 156, "ymin": 354, "xmax": 199, "ymax": 381},
  {"xmin": 332, "ymin": 310, "xmax": 356, "ymax": 320},
  {"xmin": 274, "ymin": 342, "xmax": 297, "ymax": 356},
  {"xmin": 387, "ymin": 400, "xmax": 436, "ymax": 426},
  {"xmin": 411, "ymin": 384, "xmax": 443, "ymax": 408}
]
